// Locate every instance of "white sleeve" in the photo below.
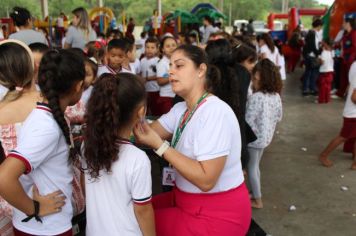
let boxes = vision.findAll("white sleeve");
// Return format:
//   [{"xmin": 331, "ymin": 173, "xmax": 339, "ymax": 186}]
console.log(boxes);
[
  {"xmin": 156, "ymin": 60, "xmax": 168, "ymax": 78},
  {"xmin": 9, "ymin": 126, "xmax": 60, "ymax": 174},
  {"xmin": 260, "ymin": 45, "xmax": 268, "ymax": 54},
  {"xmin": 65, "ymin": 26, "xmax": 75, "ymax": 45},
  {"xmin": 131, "ymin": 153, "xmax": 152, "ymax": 205},
  {"xmin": 350, "ymin": 63, "xmax": 356, "ymax": 89},
  {"xmin": 193, "ymin": 105, "xmax": 233, "ymax": 161},
  {"xmin": 158, "ymin": 102, "xmax": 184, "ymax": 134}
]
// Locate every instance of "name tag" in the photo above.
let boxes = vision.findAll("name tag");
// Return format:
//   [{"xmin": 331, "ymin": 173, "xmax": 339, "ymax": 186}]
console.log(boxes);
[{"xmin": 162, "ymin": 167, "xmax": 176, "ymax": 186}]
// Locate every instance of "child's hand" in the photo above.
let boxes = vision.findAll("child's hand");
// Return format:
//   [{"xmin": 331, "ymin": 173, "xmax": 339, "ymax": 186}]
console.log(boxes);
[
  {"xmin": 133, "ymin": 121, "xmax": 163, "ymax": 150},
  {"xmin": 32, "ymin": 185, "xmax": 66, "ymax": 217}
]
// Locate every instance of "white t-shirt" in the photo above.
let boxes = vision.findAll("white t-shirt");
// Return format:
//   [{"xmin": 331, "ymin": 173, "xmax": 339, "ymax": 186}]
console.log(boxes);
[
  {"xmin": 158, "ymin": 96, "xmax": 244, "ymax": 193},
  {"xmin": 84, "ymin": 142, "xmax": 152, "ymax": 236},
  {"xmin": 8, "ymin": 103, "xmax": 73, "ymax": 235},
  {"xmin": 9, "ymin": 29, "xmax": 48, "ymax": 46},
  {"xmin": 277, "ymin": 53, "xmax": 286, "ymax": 80},
  {"xmin": 319, "ymin": 50, "xmax": 334, "ymax": 73},
  {"xmin": 130, "ymin": 58, "xmax": 141, "ymax": 75},
  {"xmin": 343, "ymin": 62, "xmax": 356, "ymax": 118},
  {"xmin": 65, "ymin": 26, "xmax": 97, "ymax": 50},
  {"xmin": 0, "ymin": 85, "xmax": 8, "ymax": 101},
  {"xmin": 260, "ymin": 45, "xmax": 279, "ymax": 65},
  {"xmin": 157, "ymin": 56, "xmax": 175, "ymax": 97},
  {"xmin": 140, "ymin": 57, "xmax": 160, "ymax": 92}
]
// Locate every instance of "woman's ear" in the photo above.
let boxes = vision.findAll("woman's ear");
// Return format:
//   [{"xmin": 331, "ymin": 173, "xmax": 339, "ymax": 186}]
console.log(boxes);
[
  {"xmin": 136, "ymin": 104, "xmax": 146, "ymax": 121},
  {"xmin": 199, "ymin": 63, "xmax": 207, "ymax": 78}
]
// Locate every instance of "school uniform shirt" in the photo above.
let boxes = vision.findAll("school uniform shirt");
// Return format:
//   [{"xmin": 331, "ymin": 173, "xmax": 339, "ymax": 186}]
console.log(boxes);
[
  {"xmin": 158, "ymin": 96, "xmax": 244, "ymax": 193},
  {"xmin": 246, "ymin": 92, "xmax": 282, "ymax": 149},
  {"xmin": 277, "ymin": 53, "xmax": 287, "ymax": 80},
  {"xmin": 260, "ymin": 45, "xmax": 279, "ymax": 65},
  {"xmin": 319, "ymin": 50, "xmax": 334, "ymax": 73},
  {"xmin": 157, "ymin": 56, "xmax": 175, "ymax": 98},
  {"xmin": 130, "ymin": 58, "xmax": 141, "ymax": 75},
  {"xmin": 343, "ymin": 62, "xmax": 356, "ymax": 118},
  {"xmin": 140, "ymin": 56, "xmax": 160, "ymax": 92},
  {"xmin": 97, "ymin": 65, "xmax": 118, "ymax": 77},
  {"xmin": 84, "ymin": 142, "xmax": 152, "ymax": 236},
  {"xmin": 7, "ymin": 103, "xmax": 73, "ymax": 235}
]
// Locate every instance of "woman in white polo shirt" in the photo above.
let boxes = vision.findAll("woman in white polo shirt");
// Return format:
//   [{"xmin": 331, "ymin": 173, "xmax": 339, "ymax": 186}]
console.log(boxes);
[
  {"xmin": 0, "ymin": 49, "xmax": 85, "ymax": 235},
  {"xmin": 134, "ymin": 45, "xmax": 251, "ymax": 236}
]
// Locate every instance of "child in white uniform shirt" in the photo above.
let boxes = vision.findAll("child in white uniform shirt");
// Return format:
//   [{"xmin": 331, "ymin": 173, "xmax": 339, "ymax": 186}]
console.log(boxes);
[
  {"xmin": 317, "ymin": 39, "xmax": 334, "ymax": 103},
  {"xmin": 156, "ymin": 36, "xmax": 177, "ymax": 115},
  {"xmin": 246, "ymin": 59, "xmax": 283, "ymax": 209},
  {"xmin": 83, "ymin": 73, "xmax": 155, "ymax": 236},
  {"xmin": 0, "ymin": 49, "xmax": 86, "ymax": 235},
  {"xmin": 140, "ymin": 37, "xmax": 160, "ymax": 116}
]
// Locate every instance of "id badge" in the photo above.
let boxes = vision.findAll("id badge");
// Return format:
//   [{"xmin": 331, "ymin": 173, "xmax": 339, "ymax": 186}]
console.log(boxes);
[{"xmin": 162, "ymin": 167, "xmax": 176, "ymax": 186}]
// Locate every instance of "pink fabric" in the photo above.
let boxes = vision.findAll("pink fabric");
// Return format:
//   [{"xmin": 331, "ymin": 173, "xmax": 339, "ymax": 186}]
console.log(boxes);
[
  {"xmin": 65, "ymin": 100, "xmax": 85, "ymax": 124},
  {"xmin": 153, "ymin": 183, "xmax": 251, "ymax": 236}
]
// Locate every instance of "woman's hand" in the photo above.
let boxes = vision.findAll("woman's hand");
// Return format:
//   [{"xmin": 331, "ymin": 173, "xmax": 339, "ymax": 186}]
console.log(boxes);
[
  {"xmin": 32, "ymin": 185, "xmax": 66, "ymax": 217},
  {"xmin": 133, "ymin": 121, "xmax": 163, "ymax": 150}
]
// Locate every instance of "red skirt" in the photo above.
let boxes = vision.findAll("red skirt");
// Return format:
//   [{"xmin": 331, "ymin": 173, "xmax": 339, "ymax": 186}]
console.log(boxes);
[
  {"xmin": 340, "ymin": 117, "xmax": 356, "ymax": 139},
  {"xmin": 153, "ymin": 183, "xmax": 251, "ymax": 236}
]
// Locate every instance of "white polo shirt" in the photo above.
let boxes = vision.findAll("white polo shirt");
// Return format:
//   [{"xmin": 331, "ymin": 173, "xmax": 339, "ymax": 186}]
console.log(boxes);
[
  {"xmin": 343, "ymin": 62, "xmax": 356, "ymax": 118},
  {"xmin": 84, "ymin": 141, "xmax": 152, "ymax": 236},
  {"xmin": 260, "ymin": 45, "xmax": 279, "ymax": 65},
  {"xmin": 140, "ymin": 56, "xmax": 160, "ymax": 92},
  {"xmin": 159, "ymin": 96, "xmax": 244, "ymax": 193},
  {"xmin": 157, "ymin": 56, "xmax": 175, "ymax": 98},
  {"xmin": 8, "ymin": 103, "xmax": 73, "ymax": 235}
]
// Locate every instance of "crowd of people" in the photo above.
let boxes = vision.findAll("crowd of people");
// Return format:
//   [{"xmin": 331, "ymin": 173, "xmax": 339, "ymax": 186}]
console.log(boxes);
[{"xmin": 0, "ymin": 4, "xmax": 354, "ymax": 236}]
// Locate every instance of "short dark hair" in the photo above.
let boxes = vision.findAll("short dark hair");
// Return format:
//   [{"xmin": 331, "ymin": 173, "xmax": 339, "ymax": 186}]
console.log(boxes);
[
  {"xmin": 108, "ymin": 39, "xmax": 130, "ymax": 53},
  {"xmin": 231, "ymin": 43, "xmax": 257, "ymax": 64},
  {"xmin": 312, "ymin": 19, "xmax": 323, "ymax": 28},
  {"xmin": 10, "ymin": 7, "xmax": 31, "ymax": 27},
  {"xmin": 145, "ymin": 37, "xmax": 160, "ymax": 47},
  {"xmin": 29, "ymin": 43, "xmax": 49, "ymax": 53}
]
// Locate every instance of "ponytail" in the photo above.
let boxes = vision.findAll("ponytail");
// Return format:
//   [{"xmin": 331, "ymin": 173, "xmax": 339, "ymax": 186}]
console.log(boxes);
[{"xmin": 84, "ymin": 73, "xmax": 146, "ymax": 179}]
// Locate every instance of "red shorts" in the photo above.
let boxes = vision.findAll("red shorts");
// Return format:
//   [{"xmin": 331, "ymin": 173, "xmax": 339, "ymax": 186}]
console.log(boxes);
[
  {"xmin": 153, "ymin": 183, "xmax": 251, "ymax": 236},
  {"xmin": 340, "ymin": 117, "xmax": 356, "ymax": 139},
  {"xmin": 147, "ymin": 91, "xmax": 160, "ymax": 116},
  {"xmin": 157, "ymin": 96, "xmax": 173, "ymax": 116},
  {"xmin": 14, "ymin": 228, "xmax": 72, "ymax": 236}
]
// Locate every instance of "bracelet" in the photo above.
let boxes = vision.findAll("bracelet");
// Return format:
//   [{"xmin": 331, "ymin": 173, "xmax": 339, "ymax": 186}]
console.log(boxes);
[
  {"xmin": 22, "ymin": 200, "xmax": 42, "ymax": 223},
  {"xmin": 154, "ymin": 140, "xmax": 170, "ymax": 157}
]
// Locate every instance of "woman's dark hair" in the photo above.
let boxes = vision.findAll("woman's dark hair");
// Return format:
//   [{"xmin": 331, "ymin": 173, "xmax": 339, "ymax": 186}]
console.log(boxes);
[
  {"xmin": 84, "ymin": 73, "xmax": 146, "ymax": 179},
  {"xmin": 206, "ymin": 39, "xmax": 241, "ymax": 120},
  {"xmin": 231, "ymin": 43, "xmax": 257, "ymax": 64},
  {"xmin": 259, "ymin": 33, "xmax": 275, "ymax": 53},
  {"xmin": 252, "ymin": 59, "xmax": 282, "ymax": 94},
  {"xmin": 29, "ymin": 42, "xmax": 49, "ymax": 53},
  {"xmin": 38, "ymin": 49, "xmax": 85, "ymax": 162},
  {"xmin": 174, "ymin": 44, "xmax": 220, "ymax": 94},
  {"xmin": 0, "ymin": 42, "xmax": 33, "ymax": 102},
  {"xmin": 10, "ymin": 7, "xmax": 31, "ymax": 27},
  {"xmin": 145, "ymin": 37, "xmax": 160, "ymax": 47},
  {"xmin": 312, "ymin": 18, "xmax": 323, "ymax": 28}
]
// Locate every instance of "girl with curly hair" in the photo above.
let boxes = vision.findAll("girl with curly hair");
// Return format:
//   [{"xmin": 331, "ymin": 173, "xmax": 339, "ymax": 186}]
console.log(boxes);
[
  {"xmin": 246, "ymin": 59, "xmax": 283, "ymax": 209},
  {"xmin": 83, "ymin": 73, "xmax": 155, "ymax": 236}
]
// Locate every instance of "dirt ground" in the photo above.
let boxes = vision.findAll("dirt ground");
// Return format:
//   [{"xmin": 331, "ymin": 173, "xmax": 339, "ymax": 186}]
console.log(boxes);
[{"xmin": 252, "ymin": 68, "xmax": 356, "ymax": 236}]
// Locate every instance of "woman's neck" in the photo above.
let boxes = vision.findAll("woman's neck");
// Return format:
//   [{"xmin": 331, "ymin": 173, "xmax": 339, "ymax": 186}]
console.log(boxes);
[
  {"xmin": 118, "ymin": 124, "xmax": 133, "ymax": 140},
  {"xmin": 18, "ymin": 25, "xmax": 31, "ymax": 30},
  {"xmin": 184, "ymin": 89, "xmax": 207, "ymax": 111}
]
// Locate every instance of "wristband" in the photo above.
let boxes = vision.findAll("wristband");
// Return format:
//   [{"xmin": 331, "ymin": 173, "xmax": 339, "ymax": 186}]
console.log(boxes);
[
  {"xmin": 22, "ymin": 200, "xmax": 42, "ymax": 223},
  {"xmin": 154, "ymin": 140, "xmax": 170, "ymax": 157}
]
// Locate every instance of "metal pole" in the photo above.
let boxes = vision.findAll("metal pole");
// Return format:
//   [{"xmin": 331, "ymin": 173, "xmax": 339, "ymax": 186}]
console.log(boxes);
[
  {"xmin": 41, "ymin": 0, "xmax": 49, "ymax": 19},
  {"xmin": 157, "ymin": 0, "xmax": 162, "ymax": 16}
]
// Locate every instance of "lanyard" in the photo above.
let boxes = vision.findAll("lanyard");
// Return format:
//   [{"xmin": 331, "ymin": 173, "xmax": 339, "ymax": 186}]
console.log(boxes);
[{"xmin": 171, "ymin": 92, "xmax": 209, "ymax": 148}]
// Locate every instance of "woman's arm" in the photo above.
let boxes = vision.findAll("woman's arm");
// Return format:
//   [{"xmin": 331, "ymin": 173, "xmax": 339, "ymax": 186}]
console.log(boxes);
[
  {"xmin": 134, "ymin": 122, "xmax": 226, "ymax": 192},
  {"xmin": 134, "ymin": 203, "xmax": 156, "ymax": 236},
  {"xmin": 0, "ymin": 158, "xmax": 66, "ymax": 216}
]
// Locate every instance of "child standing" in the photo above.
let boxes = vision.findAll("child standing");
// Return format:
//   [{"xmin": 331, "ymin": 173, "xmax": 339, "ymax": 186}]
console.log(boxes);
[
  {"xmin": 156, "ymin": 36, "xmax": 177, "ymax": 115},
  {"xmin": 140, "ymin": 37, "xmax": 160, "ymax": 116},
  {"xmin": 246, "ymin": 59, "xmax": 283, "ymax": 209},
  {"xmin": 97, "ymin": 39, "xmax": 127, "ymax": 77},
  {"xmin": 317, "ymin": 39, "xmax": 334, "ymax": 103},
  {"xmin": 0, "ymin": 49, "xmax": 85, "ymax": 235},
  {"xmin": 83, "ymin": 73, "xmax": 155, "ymax": 236},
  {"xmin": 319, "ymin": 60, "xmax": 356, "ymax": 169}
]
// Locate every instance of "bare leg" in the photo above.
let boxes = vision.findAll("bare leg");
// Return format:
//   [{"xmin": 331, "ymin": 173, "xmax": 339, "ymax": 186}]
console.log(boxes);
[
  {"xmin": 319, "ymin": 136, "xmax": 346, "ymax": 167},
  {"xmin": 352, "ymin": 140, "xmax": 356, "ymax": 170}
]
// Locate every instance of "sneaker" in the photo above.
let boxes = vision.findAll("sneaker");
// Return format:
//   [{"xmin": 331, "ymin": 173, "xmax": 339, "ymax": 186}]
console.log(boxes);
[
  {"xmin": 330, "ymin": 89, "xmax": 337, "ymax": 95},
  {"xmin": 331, "ymin": 95, "xmax": 340, "ymax": 99}
]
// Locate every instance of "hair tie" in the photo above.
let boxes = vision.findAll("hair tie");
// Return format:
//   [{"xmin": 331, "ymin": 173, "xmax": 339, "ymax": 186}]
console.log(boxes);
[
  {"xmin": 94, "ymin": 41, "xmax": 102, "ymax": 49},
  {"xmin": 15, "ymin": 86, "xmax": 23, "ymax": 91},
  {"xmin": 14, "ymin": 11, "xmax": 19, "ymax": 15}
]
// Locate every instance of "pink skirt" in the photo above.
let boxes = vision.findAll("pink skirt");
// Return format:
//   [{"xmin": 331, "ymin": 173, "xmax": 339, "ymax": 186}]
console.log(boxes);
[{"xmin": 153, "ymin": 183, "xmax": 251, "ymax": 236}]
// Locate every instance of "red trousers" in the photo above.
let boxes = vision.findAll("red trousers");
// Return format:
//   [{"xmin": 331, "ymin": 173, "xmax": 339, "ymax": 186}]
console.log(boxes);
[
  {"xmin": 147, "ymin": 92, "xmax": 160, "ymax": 116},
  {"xmin": 14, "ymin": 228, "xmax": 72, "ymax": 236},
  {"xmin": 153, "ymin": 184, "xmax": 251, "ymax": 236},
  {"xmin": 157, "ymin": 96, "xmax": 173, "ymax": 116},
  {"xmin": 318, "ymin": 72, "xmax": 334, "ymax": 103}
]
